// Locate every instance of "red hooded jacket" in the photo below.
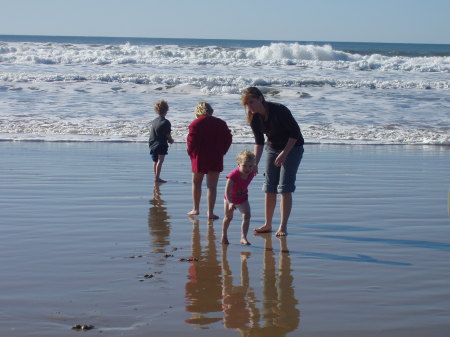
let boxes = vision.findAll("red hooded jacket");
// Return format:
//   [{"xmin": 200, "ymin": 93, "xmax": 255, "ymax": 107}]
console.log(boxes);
[{"xmin": 187, "ymin": 115, "xmax": 232, "ymax": 173}]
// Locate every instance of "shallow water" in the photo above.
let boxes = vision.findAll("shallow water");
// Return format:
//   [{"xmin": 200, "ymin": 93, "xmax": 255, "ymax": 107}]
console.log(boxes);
[{"xmin": 1, "ymin": 142, "xmax": 449, "ymax": 336}]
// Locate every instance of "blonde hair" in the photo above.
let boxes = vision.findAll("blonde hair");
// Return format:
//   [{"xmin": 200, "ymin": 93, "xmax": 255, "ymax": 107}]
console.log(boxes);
[
  {"xmin": 237, "ymin": 150, "xmax": 256, "ymax": 164},
  {"xmin": 240, "ymin": 87, "xmax": 266, "ymax": 124},
  {"xmin": 154, "ymin": 100, "xmax": 169, "ymax": 115},
  {"xmin": 194, "ymin": 102, "xmax": 214, "ymax": 118}
]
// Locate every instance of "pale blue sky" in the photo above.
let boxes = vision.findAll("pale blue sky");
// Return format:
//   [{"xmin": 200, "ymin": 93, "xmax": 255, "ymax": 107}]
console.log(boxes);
[{"xmin": 1, "ymin": 0, "xmax": 449, "ymax": 44}]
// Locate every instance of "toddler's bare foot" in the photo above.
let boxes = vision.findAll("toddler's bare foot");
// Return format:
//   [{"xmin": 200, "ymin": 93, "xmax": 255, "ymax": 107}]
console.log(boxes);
[
  {"xmin": 187, "ymin": 210, "xmax": 199, "ymax": 216},
  {"xmin": 254, "ymin": 224, "xmax": 272, "ymax": 233},
  {"xmin": 240, "ymin": 238, "xmax": 251, "ymax": 245}
]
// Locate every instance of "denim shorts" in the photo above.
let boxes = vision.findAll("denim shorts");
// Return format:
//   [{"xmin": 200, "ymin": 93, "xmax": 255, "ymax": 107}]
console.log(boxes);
[{"xmin": 263, "ymin": 145, "xmax": 303, "ymax": 193}]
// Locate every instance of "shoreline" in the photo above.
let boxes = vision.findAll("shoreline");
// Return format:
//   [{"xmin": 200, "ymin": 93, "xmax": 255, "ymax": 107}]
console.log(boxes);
[{"xmin": 1, "ymin": 139, "xmax": 449, "ymax": 147}]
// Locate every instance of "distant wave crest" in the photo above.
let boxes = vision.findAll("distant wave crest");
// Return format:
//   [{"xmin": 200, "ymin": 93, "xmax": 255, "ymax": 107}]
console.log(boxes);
[
  {"xmin": 1, "ymin": 41, "xmax": 449, "ymax": 73},
  {"xmin": 248, "ymin": 43, "xmax": 357, "ymax": 61}
]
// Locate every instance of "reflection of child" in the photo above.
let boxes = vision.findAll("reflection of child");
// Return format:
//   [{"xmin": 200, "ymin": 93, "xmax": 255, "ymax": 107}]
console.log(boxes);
[
  {"xmin": 148, "ymin": 100, "xmax": 174, "ymax": 183},
  {"xmin": 222, "ymin": 150, "xmax": 256, "ymax": 245},
  {"xmin": 221, "ymin": 249, "xmax": 254, "ymax": 331}
]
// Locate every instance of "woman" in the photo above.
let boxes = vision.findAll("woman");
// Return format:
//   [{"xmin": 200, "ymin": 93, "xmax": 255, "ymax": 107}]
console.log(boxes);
[
  {"xmin": 187, "ymin": 102, "xmax": 232, "ymax": 219},
  {"xmin": 241, "ymin": 87, "xmax": 304, "ymax": 236}
]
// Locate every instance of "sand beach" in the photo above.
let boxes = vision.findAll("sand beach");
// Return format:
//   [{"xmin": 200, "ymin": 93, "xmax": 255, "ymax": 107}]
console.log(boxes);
[{"xmin": 1, "ymin": 141, "xmax": 449, "ymax": 336}]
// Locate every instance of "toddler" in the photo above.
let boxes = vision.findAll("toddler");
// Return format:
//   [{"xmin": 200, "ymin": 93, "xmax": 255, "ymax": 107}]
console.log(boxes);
[{"xmin": 222, "ymin": 150, "xmax": 256, "ymax": 245}]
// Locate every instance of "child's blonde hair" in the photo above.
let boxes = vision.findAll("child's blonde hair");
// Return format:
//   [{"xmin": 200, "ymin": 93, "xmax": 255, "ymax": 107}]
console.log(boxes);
[
  {"xmin": 154, "ymin": 100, "xmax": 169, "ymax": 115},
  {"xmin": 195, "ymin": 102, "xmax": 214, "ymax": 118},
  {"xmin": 237, "ymin": 150, "xmax": 256, "ymax": 164}
]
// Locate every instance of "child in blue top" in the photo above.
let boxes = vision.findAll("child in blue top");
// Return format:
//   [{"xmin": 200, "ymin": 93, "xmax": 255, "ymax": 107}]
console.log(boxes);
[{"xmin": 148, "ymin": 100, "xmax": 174, "ymax": 183}]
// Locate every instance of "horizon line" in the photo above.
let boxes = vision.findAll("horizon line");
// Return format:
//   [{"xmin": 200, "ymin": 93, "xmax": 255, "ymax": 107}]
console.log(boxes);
[{"xmin": 1, "ymin": 33, "xmax": 449, "ymax": 46}]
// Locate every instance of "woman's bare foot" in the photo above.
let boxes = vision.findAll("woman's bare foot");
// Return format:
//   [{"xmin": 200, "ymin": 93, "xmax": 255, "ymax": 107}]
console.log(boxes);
[
  {"xmin": 208, "ymin": 214, "xmax": 219, "ymax": 220},
  {"xmin": 254, "ymin": 225, "xmax": 272, "ymax": 233},
  {"xmin": 155, "ymin": 178, "xmax": 167, "ymax": 183},
  {"xmin": 222, "ymin": 237, "xmax": 229, "ymax": 245},
  {"xmin": 187, "ymin": 210, "xmax": 199, "ymax": 216},
  {"xmin": 240, "ymin": 238, "xmax": 251, "ymax": 245},
  {"xmin": 275, "ymin": 227, "xmax": 287, "ymax": 237}
]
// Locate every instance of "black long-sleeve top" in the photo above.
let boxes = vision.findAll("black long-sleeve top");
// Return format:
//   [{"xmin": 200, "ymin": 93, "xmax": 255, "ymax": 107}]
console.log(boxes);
[{"xmin": 250, "ymin": 101, "xmax": 304, "ymax": 150}]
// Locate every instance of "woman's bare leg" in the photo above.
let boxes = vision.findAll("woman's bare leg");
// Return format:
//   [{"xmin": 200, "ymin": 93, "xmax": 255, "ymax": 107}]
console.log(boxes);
[
  {"xmin": 255, "ymin": 192, "xmax": 276, "ymax": 233},
  {"xmin": 276, "ymin": 192, "xmax": 292, "ymax": 236}
]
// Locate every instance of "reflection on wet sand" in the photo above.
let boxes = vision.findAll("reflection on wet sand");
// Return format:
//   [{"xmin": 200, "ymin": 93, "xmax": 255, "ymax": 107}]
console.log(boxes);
[
  {"xmin": 147, "ymin": 184, "xmax": 171, "ymax": 251},
  {"xmin": 222, "ymin": 246, "xmax": 259, "ymax": 333},
  {"xmin": 184, "ymin": 219, "xmax": 300, "ymax": 336},
  {"xmin": 184, "ymin": 217, "xmax": 222, "ymax": 326},
  {"xmin": 246, "ymin": 234, "xmax": 300, "ymax": 337}
]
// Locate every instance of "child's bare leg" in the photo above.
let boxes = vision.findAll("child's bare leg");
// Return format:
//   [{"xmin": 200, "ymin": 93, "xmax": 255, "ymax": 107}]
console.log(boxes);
[
  {"xmin": 222, "ymin": 218, "xmax": 232, "ymax": 244},
  {"xmin": 222, "ymin": 200, "xmax": 233, "ymax": 244},
  {"xmin": 206, "ymin": 171, "xmax": 220, "ymax": 220},
  {"xmin": 154, "ymin": 155, "xmax": 167, "ymax": 183},
  {"xmin": 187, "ymin": 172, "xmax": 203, "ymax": 215},
  {"xmin": 239, "ymin": 201, "xmax": 251, "ymax": 245},
  {"xmin": 241, "ymin": 218, "xmax": 251, "ymax": 245}
]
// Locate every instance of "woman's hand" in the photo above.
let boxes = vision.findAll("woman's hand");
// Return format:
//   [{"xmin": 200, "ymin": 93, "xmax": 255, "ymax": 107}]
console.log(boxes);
[
  {"xmin": 275, "ymin": 138, "xmax": 297, "ymax": 167},
  {"xmin": 253, "ymin": 144, "xmax": 263, "ymax": 175},
  {"xmin": 275, "ymin": 151, "xmax": 287, "ymax": 167}
]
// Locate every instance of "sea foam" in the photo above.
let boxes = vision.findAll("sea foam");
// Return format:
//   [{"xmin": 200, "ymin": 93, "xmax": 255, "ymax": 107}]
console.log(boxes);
[{"xmin": 1, "ymin": 38, "xmax": 449, "ymax": 145}]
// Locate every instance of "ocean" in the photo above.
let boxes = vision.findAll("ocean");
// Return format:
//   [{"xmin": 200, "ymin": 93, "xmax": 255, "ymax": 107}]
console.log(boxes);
[
  {"xmin": 1, "ymin": 35, "xmax": 449, "ymax": 145},
  {"xmin": 1, "ymin": 35, "xmax": 450, "ymax": 337}
]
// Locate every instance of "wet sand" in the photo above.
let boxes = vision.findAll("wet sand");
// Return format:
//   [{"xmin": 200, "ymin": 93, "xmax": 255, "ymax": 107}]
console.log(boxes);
[{"xmin": 1, "ymin": 142, "xmax": 449, "ymax": 337}]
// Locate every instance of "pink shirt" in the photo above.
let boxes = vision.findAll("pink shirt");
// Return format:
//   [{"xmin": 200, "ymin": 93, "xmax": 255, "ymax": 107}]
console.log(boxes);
[{"xmin": 225, "ymin": 168, "xmax": 256, "ymax": 204}]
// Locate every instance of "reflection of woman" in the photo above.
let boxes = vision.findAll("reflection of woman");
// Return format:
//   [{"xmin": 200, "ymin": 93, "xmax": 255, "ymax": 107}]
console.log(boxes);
[
  {"xmin": 187, "ymin": 102, "xmax": 232, "ymax": 219},
  {"xmin": 246, "ymin": 235, "xmax": 300, "ymax": 337},
  {"xmin": 274, "ymin": 238, "xmax": 299, "ymax": 331},
  {"xmin": 241, "ymin": 87, "xmax": 304, "ymax": 236}
]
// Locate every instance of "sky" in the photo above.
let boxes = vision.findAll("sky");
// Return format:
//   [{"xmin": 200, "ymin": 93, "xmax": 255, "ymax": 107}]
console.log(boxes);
[{"xmin": 0, "ymin": 0, "xmax": 449, "ymax": 44}]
